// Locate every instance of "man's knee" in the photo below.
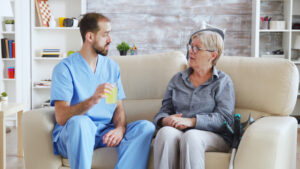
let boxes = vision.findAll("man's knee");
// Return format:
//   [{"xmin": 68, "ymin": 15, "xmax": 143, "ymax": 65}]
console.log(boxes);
[
  {"xmin": 135, "ymin": 120, "xmax": 155, "ymax": 135},
  {"xmin": 66, "ymin": 115, "xmax": 95, "ymax": 131}
]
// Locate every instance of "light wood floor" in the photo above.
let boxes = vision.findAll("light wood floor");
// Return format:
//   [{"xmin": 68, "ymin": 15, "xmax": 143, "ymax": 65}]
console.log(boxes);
[
  {"xmin": 7, "ymin": 127, "xmax": 24, "ymax": 169},
  {"xmin": 5, "ymin": 127, "xmax": 300, "ymax": 169}
]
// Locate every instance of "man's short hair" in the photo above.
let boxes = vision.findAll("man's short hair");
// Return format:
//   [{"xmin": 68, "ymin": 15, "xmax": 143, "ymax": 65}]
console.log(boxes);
[{"xmin": 78, "ymin": 13, "xmax": 110, "ymax": 42}]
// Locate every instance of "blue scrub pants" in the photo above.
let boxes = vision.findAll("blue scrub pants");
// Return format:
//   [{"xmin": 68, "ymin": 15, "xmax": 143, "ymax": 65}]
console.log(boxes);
[{"xmin": 54, "ymin": 115, "xmax": 155, "ymax": 169}]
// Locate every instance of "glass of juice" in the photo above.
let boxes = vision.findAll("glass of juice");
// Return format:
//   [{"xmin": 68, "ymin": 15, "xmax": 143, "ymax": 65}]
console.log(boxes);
[{"xmin": 105, "ymin": 83, "xmax": 117, "ymax": 104}]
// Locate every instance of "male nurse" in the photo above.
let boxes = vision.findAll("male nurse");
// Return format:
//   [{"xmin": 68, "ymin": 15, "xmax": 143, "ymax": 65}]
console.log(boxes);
[{"xmin": 50, "ymin": 13, "xmax": 155, "ymax": 169}]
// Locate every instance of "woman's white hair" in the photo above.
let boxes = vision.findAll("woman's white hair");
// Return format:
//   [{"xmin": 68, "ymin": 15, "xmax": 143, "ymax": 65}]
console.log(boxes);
[{"xmin": 192, "ymin": 31, "xmax": 224, "ymax": 66}]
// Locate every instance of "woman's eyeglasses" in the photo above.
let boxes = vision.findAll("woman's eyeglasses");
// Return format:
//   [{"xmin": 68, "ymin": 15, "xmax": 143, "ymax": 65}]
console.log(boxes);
[{"xmin": 187, "ymin": 44, "xmax": 215, "ymax": 53}]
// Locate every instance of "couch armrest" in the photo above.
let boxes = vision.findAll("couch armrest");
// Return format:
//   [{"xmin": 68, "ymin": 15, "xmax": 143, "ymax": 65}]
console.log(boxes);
[
  {"xmin": 22, "ymin": 108, "xmax": 62, "ymax": 169},
  {"xmin": 234, "ymin": 116, "xmax": 297, "ymax": 169}
]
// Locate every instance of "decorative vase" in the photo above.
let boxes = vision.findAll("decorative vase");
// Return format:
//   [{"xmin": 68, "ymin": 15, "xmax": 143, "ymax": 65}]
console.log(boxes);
[
  {"xmin": 5, "ymin": 24, "xmax": 14, "ymax": 32},
  {"xmin": 49, "ymin": 14, "xmax": 56, "ymax": 28},
  {"xmin": 1, "ymin": 96, "xmax": 8, "ymax": 103},
  {"xmin": 119, "ymin": 50, "xmax": 127, "ymax": 56}
]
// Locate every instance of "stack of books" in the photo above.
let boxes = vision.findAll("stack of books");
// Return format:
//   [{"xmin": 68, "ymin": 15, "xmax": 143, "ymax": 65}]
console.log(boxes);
[
  {"xmin": 1, "ymin": 38, "xmax": 15, "ymax": 58},
  {"xmin": 41, "ymin": 49, "xmax": 60, "ymax": 57},
  {"xmin": 34, "ymin": 80, "xmax": 52, "ymax": 88},
  {"xmin": 41, "ymin": 100, "xmax": 51, "ymax": 108}
]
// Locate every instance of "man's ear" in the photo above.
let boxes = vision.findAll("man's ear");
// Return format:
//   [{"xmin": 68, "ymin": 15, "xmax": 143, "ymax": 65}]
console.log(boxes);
[{"xmin": 85, "ymin": 32, "xmax": 94, "ymax": 43}]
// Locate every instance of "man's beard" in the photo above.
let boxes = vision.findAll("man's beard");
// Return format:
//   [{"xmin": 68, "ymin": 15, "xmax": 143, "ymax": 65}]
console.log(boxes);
[{"xmin": 93, "ymin": 43, "xmax": 109, "ymax": 56}]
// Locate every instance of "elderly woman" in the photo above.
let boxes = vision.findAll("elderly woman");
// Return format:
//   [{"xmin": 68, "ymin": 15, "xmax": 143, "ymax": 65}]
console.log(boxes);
[{"xmin": 153, "ymin": 29, "xmax": 235, "ymax": 169}]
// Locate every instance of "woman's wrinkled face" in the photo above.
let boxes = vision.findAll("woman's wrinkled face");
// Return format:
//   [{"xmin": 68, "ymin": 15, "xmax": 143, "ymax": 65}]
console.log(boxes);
[{"xmin": 188, "ymin": 38, "xmax": 214, "ymax": 70}]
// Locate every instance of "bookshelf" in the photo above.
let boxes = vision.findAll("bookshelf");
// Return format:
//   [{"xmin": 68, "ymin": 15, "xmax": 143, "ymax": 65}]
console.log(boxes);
[
  {"xmin": 1, "ymin": 0, "xmax": 17, "ymax": 104},
  {"xmin": 1, "ymin": 28, "xmax": 16, "ymax": 105},
  {"xmin": 0, "ymin": 0, "xmax": 31, "ymax": 125},
  {"xmin": 252, "ymin": 0, "xmax": 300, "ymax": 116},
  {"xmin": 1, "ymin": 32, "xmax": 15, "ymax": 35},
  {"xmin": 30, "ymin": 0, "xmax": 86, "ymax": 108}
]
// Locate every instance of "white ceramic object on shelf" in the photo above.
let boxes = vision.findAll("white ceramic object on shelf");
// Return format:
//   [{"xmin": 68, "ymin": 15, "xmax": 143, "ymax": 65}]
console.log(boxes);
[
  {"xmin": 5, "ymin": 24, "xmax": 14, "ymax": 32},
  {"xmin": 269, "ymin": 21, "xmax": 286, "ymax": 30},
  {"xmin": 1, "ymin": 96, "xmax": 8, "ymax": 103},
  {"xmin": 49, "ymin": 14, "xmax": 56, "ymax": 28},
  {"xmin": 261, "ymin": 55, "xmax": 285, "ymax": 59}
]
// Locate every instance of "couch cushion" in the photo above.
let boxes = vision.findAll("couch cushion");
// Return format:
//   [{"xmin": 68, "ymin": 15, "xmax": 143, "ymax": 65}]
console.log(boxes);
[
  {"xmin": 217, "ymin": 56, "xmax": 298, "ymax": 116},
  {"xmin": 61, "ymin": 149, "xmax": 230, "ymax": 169},
  {"xmin": 205, "ymin": 152, "xmax": 231, "ymax": 169},
  {"xmin": 62, "ymin": 147, "xmax": 118, "ymax": 169},
  {"xmin": 123, "ymin": 99, "xmax": 162, "ymax": 123},
  {"xmin": 110, "ymin": 51, "xmax": 187, "ymax": 100}
]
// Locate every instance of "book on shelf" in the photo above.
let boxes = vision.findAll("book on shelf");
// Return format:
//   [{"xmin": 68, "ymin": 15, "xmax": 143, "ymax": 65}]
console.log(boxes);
[
  {"xmin": 1, "ymin": 38, "xmax": 15, "ymax": 59},
  {"xmin": 1, "ymin": 38, "xmax": 6, "ymax": 58},
  {"xmin": 43, "ymin": 49, "xmax": 60, "ymax": 52},
  {"xmin": 42, "ymin": 54, "xmax": 60, "ymax": 57},
  {"xmin": 12, "ymin": 42, "xmax": 15, "ymax": 58},
  {"xmin": 5, "ymin": 39, "xmax": 9, "ymax": 58},
  {"xmin": 34, "ymin": 80, "xmax": 52, "ymax": 87},
  {"xmin": 8, "ymin": 40, "xmax": 13, "ymax": 58},
  {"xmin": 41, "ymin": 49, "xmax": 61, "ymax": 57}
]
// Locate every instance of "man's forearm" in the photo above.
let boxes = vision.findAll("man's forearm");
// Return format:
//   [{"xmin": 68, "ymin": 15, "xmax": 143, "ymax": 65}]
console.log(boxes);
[
  {"xmin": 70, "ymin": 97, "xmax": 95, "ymax": 115},
  {"xmin": 55, "ymin": 97, "xmax": 95, "ymax": 126},
  {"xmin": 112, "ymin": 101, "xmax": 126, "ymax": 132}
]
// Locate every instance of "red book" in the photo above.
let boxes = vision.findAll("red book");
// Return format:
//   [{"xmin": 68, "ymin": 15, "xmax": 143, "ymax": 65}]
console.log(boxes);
[{"xmin": 12, "ymin": 41, "xmax": 15, "ymax": 58}]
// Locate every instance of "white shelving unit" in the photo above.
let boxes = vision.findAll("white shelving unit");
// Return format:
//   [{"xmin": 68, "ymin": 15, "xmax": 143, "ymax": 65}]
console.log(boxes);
[
  {"xmin": 252, "ymin": 0, "xmax": 300, "ymax": 116},
  {"xmin": 1, "ymin": 11, "xmax": 16, "ymax": 104},
  {"xmin": 1, "ymin": 32, "xmax": 15, "ymax": 35},
  {"xmin": 33, "ymin": 27, "xmax": 79, "ymax": 30},
  {"xmin": 30, "ymin": 0, "xmax": 86, "ymax": 108},
  {"xmin": 0, "ymin": 0, "xmax": 31, "ymax": 125},
  {"xmin": 33, "ymin": 86, "xmax": 51, "ymax": 89},
  {"xmin": 34, "ymin": 57, "xmax": 63, "ymax": 61}
]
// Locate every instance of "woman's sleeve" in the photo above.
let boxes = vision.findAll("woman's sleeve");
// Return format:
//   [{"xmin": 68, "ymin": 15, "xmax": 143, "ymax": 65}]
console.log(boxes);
[
  {"xmin": 153, "ymin": 77, "xmax": 176, "ymax": 128},
  {"xmin": 194, "ymin": 77, "xmax": 235, "ymax": 133}
]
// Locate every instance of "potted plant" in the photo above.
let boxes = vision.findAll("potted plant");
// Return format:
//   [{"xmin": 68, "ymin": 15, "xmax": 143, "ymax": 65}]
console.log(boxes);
[
  {"xmin": 1, "ymin": 92, "xmax": 8, "ymax": 103},
  {"xmin": 4, "ymin": 19, "xmax": 14, "ymax": 32},
  {"xmin": 117, "ymin": 42, "xmax": 130, "ymax": 56}
]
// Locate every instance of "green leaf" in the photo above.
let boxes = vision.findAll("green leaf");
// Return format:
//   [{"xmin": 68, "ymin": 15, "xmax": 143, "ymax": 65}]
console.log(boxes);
[
  {"xmin": 116, "ymin": 41, "xmax": 130, "ymax": 52},
  {"xmin": 1, "ymin": 92, "xmax": 7, "ymax": 97}
]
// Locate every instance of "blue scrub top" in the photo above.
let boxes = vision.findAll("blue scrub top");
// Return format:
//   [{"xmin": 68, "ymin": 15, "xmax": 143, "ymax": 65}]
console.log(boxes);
[{"xmin": 50, "ymin": 52, "xmax": 126, "ymax": 143}]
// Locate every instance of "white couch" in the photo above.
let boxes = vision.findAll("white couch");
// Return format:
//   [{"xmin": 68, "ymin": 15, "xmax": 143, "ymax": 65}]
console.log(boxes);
[{"xmin": 22, "ymin": 51, "xmax": 299, "ymax": 169}]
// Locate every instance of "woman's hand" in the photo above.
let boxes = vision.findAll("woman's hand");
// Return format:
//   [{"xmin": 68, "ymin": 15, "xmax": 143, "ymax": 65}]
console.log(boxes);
[
  {"xmin": 173, "ymin": 118, "xmax": 196, "ymax": 130},
  {"xmin": 162, "ymin": 114, "xmax": 182, "ymax": 127},
  {"xmin": 162, "ymin": 114, "xmax": 196, "ymax": 130}
]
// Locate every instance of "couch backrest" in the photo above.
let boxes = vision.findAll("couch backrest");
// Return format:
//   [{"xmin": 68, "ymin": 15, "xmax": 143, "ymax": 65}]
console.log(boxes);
[
  {"xmin": 110, "ymin": 51, "xmax": 187, "ymax": 122},
  {"xmin": 216, "ymin": 56, "xmax": 299, "ymax": 120},
  {"xmin": 111, "ymin": 52, "xmax": 299, "ymax": 122}
]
